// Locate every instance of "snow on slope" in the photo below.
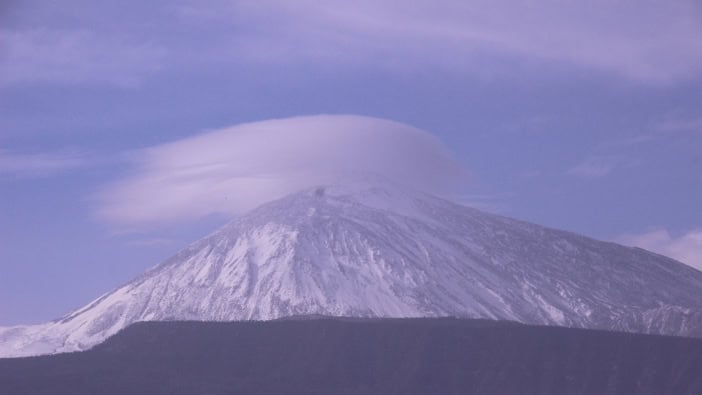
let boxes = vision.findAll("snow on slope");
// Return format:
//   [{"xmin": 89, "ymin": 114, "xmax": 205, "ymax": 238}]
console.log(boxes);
[{"xmin": 2, "ymin": 183, "xmax": 702, "ymax": 357}]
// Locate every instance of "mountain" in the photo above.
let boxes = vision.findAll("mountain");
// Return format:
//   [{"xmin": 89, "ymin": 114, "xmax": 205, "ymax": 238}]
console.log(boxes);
[
  {"xmin": 2, "ymin": 183, "xmax": 702, "ymax": 357},
  {"xmin": 3, "ymin": 318, "xmax": 702, "ymax": 395}
]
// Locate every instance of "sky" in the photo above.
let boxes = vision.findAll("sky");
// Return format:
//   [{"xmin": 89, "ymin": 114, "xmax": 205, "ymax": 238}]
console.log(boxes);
[{"xmin": 1, "ymin": 0, "xmax": 701, "ymax": 326}]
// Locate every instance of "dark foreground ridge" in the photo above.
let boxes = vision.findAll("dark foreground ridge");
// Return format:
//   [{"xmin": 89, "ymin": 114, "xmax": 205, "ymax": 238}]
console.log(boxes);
[{"xmin": 2, "ymin": 318, "xmax": 702, "ymax": 395}]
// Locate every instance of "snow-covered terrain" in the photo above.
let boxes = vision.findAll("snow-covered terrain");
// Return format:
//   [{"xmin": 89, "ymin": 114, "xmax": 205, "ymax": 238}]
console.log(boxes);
[{"xmin": 2, "ymin": 183, "xmax": 702, "ymax": 357}]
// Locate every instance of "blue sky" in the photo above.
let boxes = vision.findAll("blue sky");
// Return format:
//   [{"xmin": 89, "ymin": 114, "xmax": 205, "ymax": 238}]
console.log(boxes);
[{"xmin": 1, "ymin": 0, "xmax": 701, "ymax": 325}]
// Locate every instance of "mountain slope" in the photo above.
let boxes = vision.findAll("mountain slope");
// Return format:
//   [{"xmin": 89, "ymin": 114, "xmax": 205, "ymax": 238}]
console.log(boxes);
[
  {"xmin": 2, "ymin": 184, "xmax": 702, "ymax": 357},
  {"xmin": 3, "ymin": 318, "xmax": 702, "ymax": 395}
]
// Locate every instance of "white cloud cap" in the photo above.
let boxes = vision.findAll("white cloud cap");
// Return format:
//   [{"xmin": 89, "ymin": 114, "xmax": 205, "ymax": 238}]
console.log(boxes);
[{"xmin": 96, "ymin": 115, "xmax": 468, "ymax": 226}]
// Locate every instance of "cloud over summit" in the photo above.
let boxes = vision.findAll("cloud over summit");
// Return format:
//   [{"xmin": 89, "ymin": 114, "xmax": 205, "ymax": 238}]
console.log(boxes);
[{"xmin": 96, "ymin": 115, "xmax": 468, "ymax": 226}]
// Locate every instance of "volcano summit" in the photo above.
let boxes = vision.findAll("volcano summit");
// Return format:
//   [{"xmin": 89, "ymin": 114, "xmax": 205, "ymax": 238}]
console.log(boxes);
[{"xmin": 2, "ymin": 183, "xmax": 702, "ymax": 357}]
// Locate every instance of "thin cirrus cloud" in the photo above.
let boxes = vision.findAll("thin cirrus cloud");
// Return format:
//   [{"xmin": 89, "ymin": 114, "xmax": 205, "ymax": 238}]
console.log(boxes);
[
  {"xmin": 0, "ymin": 28, "xmax": 164, "ymax": 87},
  {"xmin": 4, "ymin": 1, "xmax": 702, "ymax": 86},
  {"xmin": 616, "ymin": 229, "xmax": 702, "ymax": 272},
  {"xmin": 178, "ymin": 0, "xmax": 702, "ymax": 84},
  {"xmin": 0, "ymin": 150, "xmax": 88, "ymax": 178},
  {"xmin": 566, "ymin": 155, "xmax": 637, "ymax": 179},
  {"xmin": 656, "ymin": 116, "xmax": 702, "ymax": 133},
  {"xmin": 598, "ymin": 115, "xmax": 702, "ymax": 150},
  {"xmin": 95, "ymin": 115, "xmax": 469, "ymax": 227}
]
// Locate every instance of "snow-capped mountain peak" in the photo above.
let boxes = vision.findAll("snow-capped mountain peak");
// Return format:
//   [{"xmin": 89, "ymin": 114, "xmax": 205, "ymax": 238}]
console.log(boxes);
[{"xmin": 2, "ymin": 183, "xmax": 702, "ymax": 357}]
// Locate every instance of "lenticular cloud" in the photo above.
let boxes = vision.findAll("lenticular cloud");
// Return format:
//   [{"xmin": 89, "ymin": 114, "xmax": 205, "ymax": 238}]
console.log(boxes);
[{"xmin": 96, "ymin": 115, "xmax": 468, "ymax": 226}]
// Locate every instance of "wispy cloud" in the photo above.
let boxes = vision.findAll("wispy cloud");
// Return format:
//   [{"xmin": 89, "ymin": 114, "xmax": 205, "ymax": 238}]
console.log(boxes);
[
  {"xmin": 0, "ymin": 28, "xmax": 164, "ymax": 86},
  {"xmin": 616, "ymin": 229, "xmax": 702, "ymax": 271},
  {"xmin": 0, "ymin": 150, "xmax": 88, "ymax": 178},
  {"xmin": 126, "ymin": 237, "xmax": 175, "ymax": 247},
  {"xmin": 5, "ymin": 1, "xmax": 702, "ymax": 87},
  {"xmin": 566, "ymin": 155, "xmax": 637, "ymax": 179},
  {"xmin": 174, "ymin": 0, "xmax": 702, "ymax": 84},
  {"xmin": 95, "ymin": 115, "xmax": 469, "ymax": 227},
  {"xmin": 594, "ymin": 114, "xmax": 702, "ymax": 154},
  {"xmin": 656, "ymin": 116, "xmax": 702, "ymax": 133}
]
